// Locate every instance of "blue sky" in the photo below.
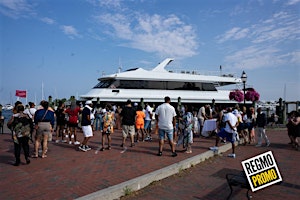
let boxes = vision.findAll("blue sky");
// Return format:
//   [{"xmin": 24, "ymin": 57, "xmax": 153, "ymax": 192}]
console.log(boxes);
[{"xmin": 0, "ymin": 0, "xmax": 299, "ymax": 105}]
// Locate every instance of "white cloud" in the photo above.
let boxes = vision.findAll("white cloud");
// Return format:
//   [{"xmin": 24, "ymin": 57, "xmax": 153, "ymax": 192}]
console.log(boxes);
[
  {"xmin": 95, "ymin": 13, "xmax": 198, "ymax": 59},
  {"xmin": 217, "ymin": 10, "xmax": 300, "ymax": 70},
  {"xmin": 40, "ymin": 17, "xmax": 55, "ymax": 25},
  {"xmin": 286, "ymin": 0, "xmax": 300, "ymax": 5},
  {"xmin": 224, "ymin": 45, "xmax": 286, "ymax": 70},
  {"xmin": 60, "ymin": 25, "xmax": 81, "ymax": 39},
  {"xmin": 0, "ymin": 0, "xmax": 34, "ymax": 19},
  {"xmin": 216, "ymin": 27, "xmax": 250, "ymax": 43},
  {"xmin": 87, "ymin": 0, "xmax": 123, "ymax": 8}
]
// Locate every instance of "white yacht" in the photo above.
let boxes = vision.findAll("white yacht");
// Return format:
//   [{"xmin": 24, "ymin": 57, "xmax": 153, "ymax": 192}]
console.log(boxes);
[{"xmin": 80, "ymin": 58, "xmax": 242, "ymax": 104}]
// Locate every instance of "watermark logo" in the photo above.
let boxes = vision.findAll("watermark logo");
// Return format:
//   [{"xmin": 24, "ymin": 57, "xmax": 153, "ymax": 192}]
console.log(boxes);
[{"xmin": 242, "ymin": 151, "xmax": 282, "ymax": 192}]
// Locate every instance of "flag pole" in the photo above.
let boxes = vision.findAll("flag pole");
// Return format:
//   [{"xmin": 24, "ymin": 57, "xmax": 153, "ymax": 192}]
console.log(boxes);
[{"xmin": 26, "ymin": 90, "xmax": 28, "ymax": 105}]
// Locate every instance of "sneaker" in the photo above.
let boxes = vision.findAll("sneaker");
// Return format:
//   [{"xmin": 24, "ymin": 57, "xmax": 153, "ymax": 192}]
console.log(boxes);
[
  {"xmin": 172, "ymin": 152, "xmax": 177, "ymax": 157},
  {"xmin": 266, "ymin": 142, "xmax": 271, "ymax": 147},
  {"xmin": 69, "ymin": 141, "xmax": 73, "ymax": 145},
  {"xmin": 157, "ymin": 152, "xmax": 162, "ymax": 156},
  {"xmin": 209, "ymin": 146, "xmax": 219, "ymax": 151},
  {"xmin": 65, "ymin": 135, "xmax": 69, "ymax": 138},
  {"xmin": 55, "ymin": 140, "xmax": 60, "ymax": 143},
  {"xmin": 85, "ymin": 145, "xmax": 91, "ymax": 151},
  {"xmin": 74, "ymin": 141, "xmax": 80, "ymax": 145},
  {"xmin": 228, "ymin": 153, "xmax": 236, "ymax": 158},
  {"xmin": 79, "ymin": 145, "xmax": 87, "ymax": 152},
  {"xmin": 71, "ymin": 134, "xmax": 74, "ymax": 139},
  {"xmin": 255, "ymin": 144, "xmax": 262, "ymax": 147}
]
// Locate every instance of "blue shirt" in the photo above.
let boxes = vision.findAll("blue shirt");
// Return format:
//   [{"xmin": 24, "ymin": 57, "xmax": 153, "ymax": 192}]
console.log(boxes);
[{"xmin": 34, "ymin": 109, "xmax": 55, "ymax": 127}]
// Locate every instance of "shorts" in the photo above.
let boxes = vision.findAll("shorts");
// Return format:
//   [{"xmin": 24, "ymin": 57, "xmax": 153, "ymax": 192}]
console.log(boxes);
[
  {"xmin": 37, "ymin": 122, "xmax": 51, "ymax": 136},
  {"xmin": 68, "ymin": 123, "xmax": 78, "ymax": 128},
  {"xmin": 82, "ymin": 125, "xmax": 93, "ymax": 137},
  {"xmin": 122, "ymin": 125, "xmax": 135, "ymax": 138},
  {"xmin": 136, "ymin": 122, "xmax": 144, "ymax": 129},
  {"xmin": 144, "ymin": 120, "xmax": 151, "ymax": 129},
  {"xmin": 158, "ymin": 129, "xmax": 174, "ymax": 142},
  {"xmin": 217, "ymin": 129, "xmax": 236, "ymax": 143}
]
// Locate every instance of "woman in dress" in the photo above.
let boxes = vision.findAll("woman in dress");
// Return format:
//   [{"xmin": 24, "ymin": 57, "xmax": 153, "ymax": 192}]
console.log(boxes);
[
  {"xmin": 33, "ymin": 101, "xmax": 55, "ymax": 158},
  {"xmin": 100, "ymin": 104, "xmax": 114, "ymax": 151}
]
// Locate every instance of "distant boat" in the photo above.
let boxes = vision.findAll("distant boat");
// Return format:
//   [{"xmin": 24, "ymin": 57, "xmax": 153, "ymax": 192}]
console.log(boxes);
[
  {"xmin": 2, "ymin": 104, "xmax": 14, "ymax": 110},
  {"xmin": 80, "ymin": 58, "xmax": 242, "ymax": 104}
]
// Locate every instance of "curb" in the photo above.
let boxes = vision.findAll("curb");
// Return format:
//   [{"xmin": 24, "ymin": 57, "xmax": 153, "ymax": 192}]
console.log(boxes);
[{"xmin": 75, "ymin": 141, "xmax": 236, "ymax": 200}]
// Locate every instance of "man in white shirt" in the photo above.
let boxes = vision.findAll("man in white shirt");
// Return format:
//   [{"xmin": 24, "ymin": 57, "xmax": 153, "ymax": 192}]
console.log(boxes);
[
  {"xmin": 210, "ymin": 107, "xmax": 239, "ymax": 158},
  {"xmin": 144, "ymin": 103, "xmax": 153, "ymax": 141},
  {"xmin": 155, "ymin": 96, "xmax": 177, "ymax": 157}
]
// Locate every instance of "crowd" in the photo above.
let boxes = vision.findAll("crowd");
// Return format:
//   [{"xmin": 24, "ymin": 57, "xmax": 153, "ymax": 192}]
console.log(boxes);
[{"xmin": 5, "ymin": 96, "xmax": 300, "ymax": 166}]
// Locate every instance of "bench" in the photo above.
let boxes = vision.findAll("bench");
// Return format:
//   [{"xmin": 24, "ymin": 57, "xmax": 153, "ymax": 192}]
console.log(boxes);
[{"xmin": 226, "ymin": 171, "xmax": 252, "ymax": 200}]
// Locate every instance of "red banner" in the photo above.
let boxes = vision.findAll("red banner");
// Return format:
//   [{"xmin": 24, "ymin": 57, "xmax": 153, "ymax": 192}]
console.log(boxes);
[{"xmin": 15, "ymin": 90, "xmax": 27, "ymax": 98}]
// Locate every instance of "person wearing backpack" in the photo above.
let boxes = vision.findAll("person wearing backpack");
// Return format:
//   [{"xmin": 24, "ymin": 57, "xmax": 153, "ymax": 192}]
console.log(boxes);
[{"xmin": 7, "ymin": 104, "xmax": 33, "ymax": 166}]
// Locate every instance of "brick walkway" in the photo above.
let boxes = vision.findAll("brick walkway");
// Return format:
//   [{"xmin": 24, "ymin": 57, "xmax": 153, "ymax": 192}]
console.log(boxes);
[
  {"xmin": 121, "ymin": 129, "xmax": 300, "ymax": 200},
  {"xmin": 0, "ymin": 124, "xmax": 299, "ymax": 200}
]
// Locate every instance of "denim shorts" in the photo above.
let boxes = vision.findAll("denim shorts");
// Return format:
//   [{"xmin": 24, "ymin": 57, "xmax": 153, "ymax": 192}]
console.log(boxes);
[
  {"xmin": 158, "ymin": 129, "xmax": 174, "ymax": 142},
  {"xmin": 217, "ymin": 128, "xmax": 236, "ymax": 143},
  {"xmin": 144, "ymin": 120, "xmax": 151, "ymax": 129}
]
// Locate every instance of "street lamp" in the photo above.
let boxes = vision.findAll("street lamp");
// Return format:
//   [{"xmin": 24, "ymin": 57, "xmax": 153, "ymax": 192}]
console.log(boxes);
[{"xmin": 241, "ymin": 71, "xmax": 247, "ymax": 106}]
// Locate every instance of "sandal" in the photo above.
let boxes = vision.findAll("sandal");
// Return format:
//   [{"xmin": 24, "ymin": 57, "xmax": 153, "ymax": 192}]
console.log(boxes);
[
  {"xmin": 31, "ymin": 154, "xmax": 38, "ymax": 158},
  {"xmin": 41, "ymin": 155, "xmax": 47, "ymax": 158}
]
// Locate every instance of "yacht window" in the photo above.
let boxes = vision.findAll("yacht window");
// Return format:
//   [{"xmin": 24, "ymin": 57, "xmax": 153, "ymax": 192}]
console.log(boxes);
[{"xmin": 93, "ymin": 79, "xmax": 216, "ymax": 91}]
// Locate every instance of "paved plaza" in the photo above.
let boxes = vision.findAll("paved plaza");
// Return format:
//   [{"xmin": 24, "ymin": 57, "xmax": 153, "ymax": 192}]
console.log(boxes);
[{"xmin": 0, "ymin": 123, "xmax": 299, "ymax": 200}]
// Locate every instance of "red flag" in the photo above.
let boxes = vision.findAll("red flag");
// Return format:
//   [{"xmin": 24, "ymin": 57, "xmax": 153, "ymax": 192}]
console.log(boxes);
[{"xmin": 15, "ymin": 90, "xmax": 27, "ymax": 98}]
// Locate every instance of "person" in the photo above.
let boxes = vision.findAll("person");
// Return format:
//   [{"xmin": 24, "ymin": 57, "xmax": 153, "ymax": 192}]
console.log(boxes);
[
  {"xmin": 288, "ymin": 111, "xmax": 300, "ymax": 150},
  {"xmin": 114, "ymin": 105, "xmax": 122, "ymax": 130},
  {"xmin": 182, "ymin": 105, "xmax": 193, "ymax": 153},
  {"xmin": 65, "ymin": 100, "xmax": 81, "ymax": 145},
  {"xmin": 120, "ymin": 99, "xmax": 136, "ymax": 148},
  {"xmin": 94, "ymin": 104, "xmax": 103, "ymax": 131},
  {"xmin": 144, "ymin": 103, "xmax": 153, "ymax": 141},
  {"xmin": 55, "ymin": 101, "xmax": 66, "ymax": 143},
  {"xmin": 197, "ymin": 105, "xmax": 207, "ymax": 135},
  {"xmin": 23, "ymin": 102, "xmax": 37, "ymax": 142},
  {"xmin": 255, "ymin": 107, "xmax": 270, "ymax": 147},
  {"xmin": 7, "ymin": 104, "xmax": 32, "ymax": 166},
  {"xmin": 79, "ymin": 100, "xmax": 94, "ymax": 152},
  {"xmin": 33, "ymin": 101, "xmax": 55, "ymax": 158},
  {"xmin": 210, "ymin": 107, "xmax": 239, "ymax": 158},
  {"xmin": 243, "ymin": 108, "xmax": 255, "ymax": 144},
  {"xmin": 135, "ymin": 105, "xmax": 146, "ymax": 142},
  {"xmin": 155, "ymin": 96, "xmax": 177, "ymax": 157},
  {"xmin": 100, "ymin": 104, "xmax": 114, "ymax": 151}
]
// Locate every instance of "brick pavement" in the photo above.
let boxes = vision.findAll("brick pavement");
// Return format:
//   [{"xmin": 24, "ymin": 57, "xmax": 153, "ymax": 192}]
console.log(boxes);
[
  {"xmin": 121, "ymin": 129, "xmax": 300, "ymax": 200},
  {"xmin": 0, "ymin": 124, "xmax": 299, "ymax": 200}
]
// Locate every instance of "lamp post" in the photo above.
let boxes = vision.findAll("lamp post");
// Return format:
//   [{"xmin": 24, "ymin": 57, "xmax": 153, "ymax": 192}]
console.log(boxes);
[{"xmin": 241, "ymin": 71, "xmax": 247, "ymax": 106}]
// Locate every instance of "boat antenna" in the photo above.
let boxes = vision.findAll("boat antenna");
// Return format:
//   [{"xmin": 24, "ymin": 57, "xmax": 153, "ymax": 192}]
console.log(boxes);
[{"xmin": 118, "ymin": 57, "xmax": 122, "ymax": 73}]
